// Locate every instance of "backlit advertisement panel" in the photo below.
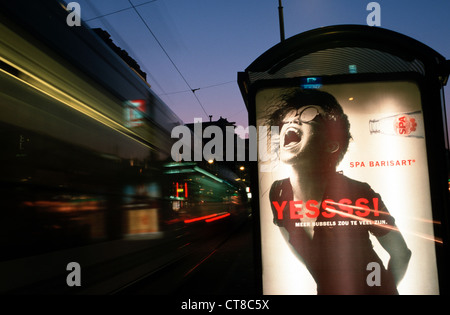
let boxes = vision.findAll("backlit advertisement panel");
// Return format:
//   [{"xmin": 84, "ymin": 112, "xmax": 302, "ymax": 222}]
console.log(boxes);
[{"xmin": 255, "ymin": 80, "xmax": 440, "ymax": 295}]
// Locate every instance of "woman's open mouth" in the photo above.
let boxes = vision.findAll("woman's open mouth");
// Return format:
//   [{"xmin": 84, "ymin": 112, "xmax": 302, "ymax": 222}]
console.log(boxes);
[{"xmin": 283, "ymin": 127, "xmax": 302, "ymax": 148}]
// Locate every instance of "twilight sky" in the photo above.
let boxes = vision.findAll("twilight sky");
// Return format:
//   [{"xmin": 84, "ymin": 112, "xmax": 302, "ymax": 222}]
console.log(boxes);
[{"xmin": 73, "ymin": 0, "xmax": 450, "ymax": 138}]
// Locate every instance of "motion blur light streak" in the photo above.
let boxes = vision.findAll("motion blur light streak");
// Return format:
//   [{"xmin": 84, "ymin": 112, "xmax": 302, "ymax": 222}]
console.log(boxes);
[
  {"xmin": 184, "ymin": 212, "xmax": 230, "ymax": 224},
  {"xmin": 183, "ymin": 213, "xmax": 222, "ymax": 224},
  {"xmin": 326, "ymin": 200, "xmax": 441, "ymax": 226},
  {"xmin": 0, "ymin": 1, "xmax": 252, "ymax": 295},
  {"xmin": 0, "ymin": 56, "xmax": 155, "ymax": 151},
  {"xmin": 323, "ymin": 203, "xmax": 442, "ymax": 244},
  {"xmin": 183, "ymin": 249, "xmax": 218, "ymax": 278},
  {"xmin": 205, "ymin": 212, "xmax": 231, "ymax": 223}
]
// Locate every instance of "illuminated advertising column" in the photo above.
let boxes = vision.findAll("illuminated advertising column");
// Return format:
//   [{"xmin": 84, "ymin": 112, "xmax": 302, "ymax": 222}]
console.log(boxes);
[{"xmin": 238, "ymin": 25, "xmax": 450, "ymax": 295}]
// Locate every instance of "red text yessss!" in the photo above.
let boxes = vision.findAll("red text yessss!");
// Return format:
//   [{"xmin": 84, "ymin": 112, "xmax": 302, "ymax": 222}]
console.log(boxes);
[{"xmin": 272, "ymin": 198, "xmax": 380, "ymax": 220}]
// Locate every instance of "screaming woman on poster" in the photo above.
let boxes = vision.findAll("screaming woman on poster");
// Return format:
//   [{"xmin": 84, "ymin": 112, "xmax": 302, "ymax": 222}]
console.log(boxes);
[{"xmin": 266, "ymin": 88, "xmax": 411, "ymax": 295}]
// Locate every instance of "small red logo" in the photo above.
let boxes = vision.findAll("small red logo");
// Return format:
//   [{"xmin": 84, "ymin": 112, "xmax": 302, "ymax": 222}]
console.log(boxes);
[{"xmin": 394, "ymin": 115, "xmax": 417, "ymax": 135}]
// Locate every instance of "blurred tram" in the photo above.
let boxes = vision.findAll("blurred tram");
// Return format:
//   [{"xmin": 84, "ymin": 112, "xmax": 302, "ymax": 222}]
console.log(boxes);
[{"xmin": 0, "ymin": 1, "xmax": 248, "ymax": 293}]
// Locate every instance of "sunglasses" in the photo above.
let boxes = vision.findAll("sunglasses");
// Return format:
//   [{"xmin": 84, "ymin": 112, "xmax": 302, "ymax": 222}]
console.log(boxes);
[{"xmin": 279, "ymin": 106, "xmax": 324, "ymax": 129}]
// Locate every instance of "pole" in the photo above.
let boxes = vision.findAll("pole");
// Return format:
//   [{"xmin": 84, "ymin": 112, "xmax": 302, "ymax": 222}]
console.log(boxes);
[{"xmin": 278, "ymin": 0, "xmax": 285, "ymax": 41}]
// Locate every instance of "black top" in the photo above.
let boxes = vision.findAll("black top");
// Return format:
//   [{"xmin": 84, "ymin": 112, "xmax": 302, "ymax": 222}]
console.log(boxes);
[{"xmin": 269, "ymin": 172, "xmax": 398, "ymax": 295}]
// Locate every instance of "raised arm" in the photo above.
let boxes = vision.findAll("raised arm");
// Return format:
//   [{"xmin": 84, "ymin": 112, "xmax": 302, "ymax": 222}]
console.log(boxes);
[{"xmin": 376, "ymin": 230, "xmax": 411, "ymax": 285}]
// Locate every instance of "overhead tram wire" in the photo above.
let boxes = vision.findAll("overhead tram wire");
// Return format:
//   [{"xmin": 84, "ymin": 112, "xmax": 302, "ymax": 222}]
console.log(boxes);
[
  {"xmin": 84, "ymin": 0, "xmax": 159, "ymax": 22},
  {"xmin": 84, "ymin": 0, "xmax": 206, "ymax": 117},
  {"xmin": 127, "ymin": 0, "xmax": 210, "ymax": 119},
  {"xmin": 159, "ymin": 80, "xmax": 236, "ymax": 96}
]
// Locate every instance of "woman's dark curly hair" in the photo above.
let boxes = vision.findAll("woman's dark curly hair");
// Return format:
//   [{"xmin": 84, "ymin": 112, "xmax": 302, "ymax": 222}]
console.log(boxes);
[{"xmin": 264, "ymin": 88, "xmax": 352, "ymax": 167}]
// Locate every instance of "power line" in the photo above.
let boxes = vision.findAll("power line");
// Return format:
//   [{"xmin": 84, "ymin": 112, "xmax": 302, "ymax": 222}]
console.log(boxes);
[
  {"xmin": 197, "ymin": 80, "xmax": 235, "ymax": 90},
  {"xmin": 85, "ymin": 0, "xmax": 210, "ymax": 118},
  {"xmin": 159, "ymin": 80, "xmax": 235, "ymax": 96},
  {"xmin": 127, "ymin": 0, "xmax": 210, "ymax": 118},
  {"xmin": 84, "ymin": 0, "xmax": 158, "ymax": 22}
]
